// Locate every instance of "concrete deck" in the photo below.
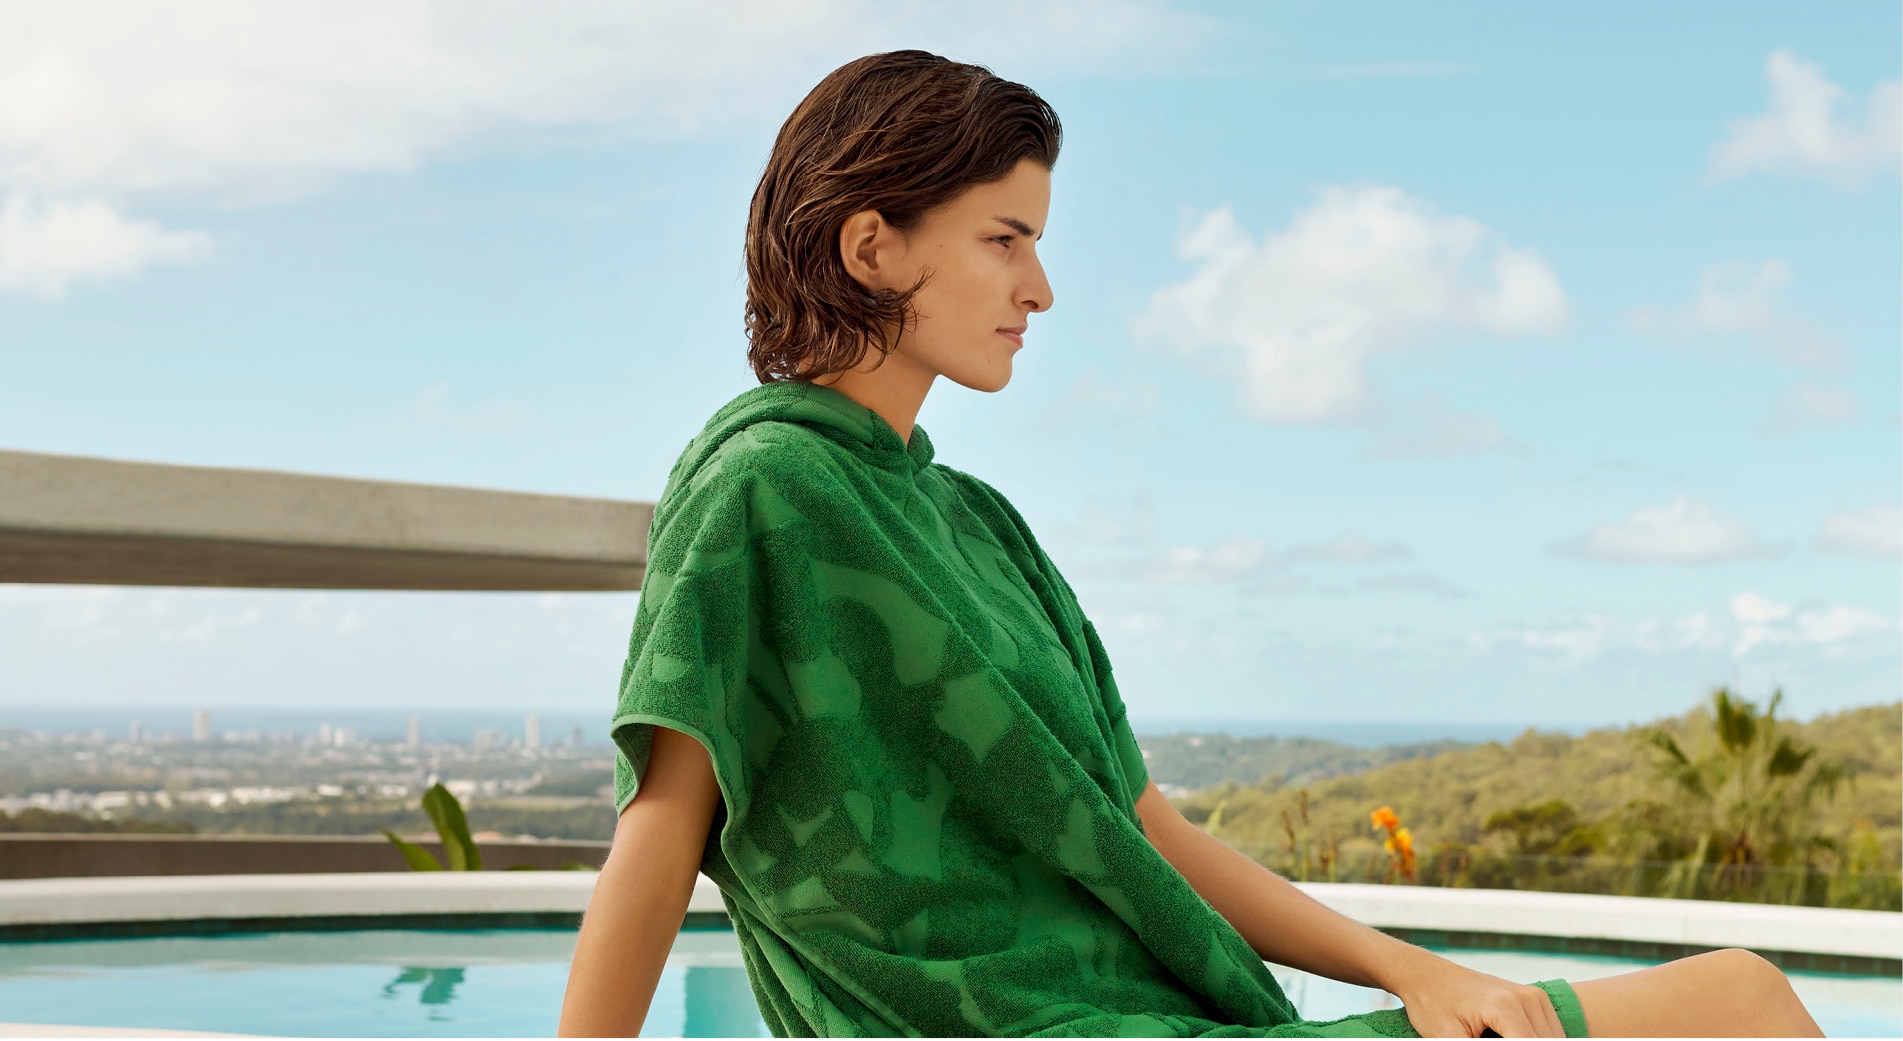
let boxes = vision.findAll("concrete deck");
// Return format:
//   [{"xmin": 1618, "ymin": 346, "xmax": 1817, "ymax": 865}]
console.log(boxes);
[{"xmin": 0, "ymin": 449, "xmax": 651, "ymax": 590}]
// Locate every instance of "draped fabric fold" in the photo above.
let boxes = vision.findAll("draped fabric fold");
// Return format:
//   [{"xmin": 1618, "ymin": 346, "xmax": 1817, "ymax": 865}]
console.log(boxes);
[{"xmin": 611, "ymin": 380, "xmax": 1430, "ymax": 1037}]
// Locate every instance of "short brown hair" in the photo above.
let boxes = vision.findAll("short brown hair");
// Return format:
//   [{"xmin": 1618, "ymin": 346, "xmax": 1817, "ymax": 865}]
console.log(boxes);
[{"xmin": 743, "ymin": 50, "xmax": 1061, "ymax": 383}]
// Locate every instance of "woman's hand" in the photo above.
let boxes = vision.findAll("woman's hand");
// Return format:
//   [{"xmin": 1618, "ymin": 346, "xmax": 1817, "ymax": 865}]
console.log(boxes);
[{"xmin": 1383, "ymin": 952, "xmax": 1565, "ymax": 1038}]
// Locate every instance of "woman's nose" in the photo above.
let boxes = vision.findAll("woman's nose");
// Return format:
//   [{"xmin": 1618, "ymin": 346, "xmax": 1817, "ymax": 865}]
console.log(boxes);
[{"xmin": 1023, "ymin": 256, "xmax": 1053, "ymax": 313}]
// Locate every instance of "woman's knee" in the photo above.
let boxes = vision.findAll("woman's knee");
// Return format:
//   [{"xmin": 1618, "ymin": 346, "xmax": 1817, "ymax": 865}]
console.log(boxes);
[{"xmin": 1704, "ymin": 949, "xmax": 1800, "ymax": 1006}]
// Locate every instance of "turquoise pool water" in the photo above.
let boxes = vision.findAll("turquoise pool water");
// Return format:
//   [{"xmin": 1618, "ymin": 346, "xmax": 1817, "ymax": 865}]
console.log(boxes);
[{"xmin": 0, "ymin": 928, "xmax": 1896, "ymax": 1037}]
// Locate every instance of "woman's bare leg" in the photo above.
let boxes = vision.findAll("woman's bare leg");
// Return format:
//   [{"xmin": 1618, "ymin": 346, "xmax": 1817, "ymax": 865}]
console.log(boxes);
[{"xmin": 1569, "ymin": 948, "xmax": 1822, "ymax": 1037}]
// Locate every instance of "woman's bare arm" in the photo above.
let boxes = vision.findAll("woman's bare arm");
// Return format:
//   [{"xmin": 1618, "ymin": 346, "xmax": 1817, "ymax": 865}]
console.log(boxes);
[
  {"xmin": 1135, "ymin": 781, "xmax": 1564, "ymax": 1038},
  {"xmin": 558, "ymin": 726, "xmax": 721, "ymax": 1037}
]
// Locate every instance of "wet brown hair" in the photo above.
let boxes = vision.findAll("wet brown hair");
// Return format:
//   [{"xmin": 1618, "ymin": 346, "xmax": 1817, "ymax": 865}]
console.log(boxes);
[{"xmin": 744, "ymin": 50, "xmax": 1061, "ymax": 383}]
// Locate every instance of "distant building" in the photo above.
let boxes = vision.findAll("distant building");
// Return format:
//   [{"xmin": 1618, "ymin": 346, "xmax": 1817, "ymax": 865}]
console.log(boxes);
[
  {"xmin": 192, "ymin": 709, "xmax": 211, "ymax": 743},
  {"xmin": 571, "ymin": 726, "xmax": 584, "ymax": 748},
  {"xmin": 473, "ymin": 728, "xmax": 507, "ymax": 752},
  {"xmin": 129, "ymin": 721, "xmax": 143, "ymax": 744},
  {"xmin": 525, "ymin": 714, "xmax": 541, "ymax": 750},
  {"xmin": 406, "ymin": 716, "xmax": 421, "ymax": 749},
  {"xmin": 334, "ymin": 726, "xmax": 357, "ymax": 747},
  {"xmin": 318, "ymin": 723, "xmax": 333, "ymax": 746}
]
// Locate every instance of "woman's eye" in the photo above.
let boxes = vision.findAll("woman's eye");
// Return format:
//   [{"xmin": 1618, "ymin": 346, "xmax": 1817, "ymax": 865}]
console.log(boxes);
[{"xmin": 991, "ymin": 235, "xmax": 1014, "ymax": 246}]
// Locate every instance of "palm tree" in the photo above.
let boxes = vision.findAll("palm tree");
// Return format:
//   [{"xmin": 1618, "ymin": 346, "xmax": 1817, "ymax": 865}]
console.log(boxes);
[{"xmin": 1631, "ymin": 687, "xmax": 1846, "ymax": 904}]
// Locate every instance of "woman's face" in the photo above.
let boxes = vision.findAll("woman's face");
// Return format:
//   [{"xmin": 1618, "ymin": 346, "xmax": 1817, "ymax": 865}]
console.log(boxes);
[{"xmin": 841, "ymin": 158, "xmax": 1054, "ymax": 393}]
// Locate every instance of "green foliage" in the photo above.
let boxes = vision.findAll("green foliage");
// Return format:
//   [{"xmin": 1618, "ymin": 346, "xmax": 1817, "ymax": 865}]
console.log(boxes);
[
  {"xmin": 1624, "ymin": 687, "xmax": 1850, "ymax": 904},
  {"xmin": 1277, "ymin": 789, "xmax": 1340, "ymax": 883},
  {"xmin": 0, "ymin": 809, "xmax": 194, "ymax": 834},
  {"xmin": 519, "ymin": 772, "xmax": 613, "ymax": 798},
  {"xmin": 423, "ymin": 783, "xmax": 483, "ymax": 871},
  {"xmin": 1171, "ymin": 694, "xmax": 1900, "ymax": 909},
  {"xmin": 382, "ymin": 783, "xmax": 484, "ymax": 872},
  {"xmin": 1139, "ymin": 734, "xmax": 1472, "ymax": 791},
  {"xmin": 379, "ymin": 829, "xmax": 446, "ymax": 871}
]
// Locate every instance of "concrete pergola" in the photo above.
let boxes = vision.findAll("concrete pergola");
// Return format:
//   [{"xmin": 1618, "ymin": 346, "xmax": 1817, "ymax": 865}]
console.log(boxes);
[{"xmin": 0, "ymin": 449, "xmax": 652, "ymax": 590}]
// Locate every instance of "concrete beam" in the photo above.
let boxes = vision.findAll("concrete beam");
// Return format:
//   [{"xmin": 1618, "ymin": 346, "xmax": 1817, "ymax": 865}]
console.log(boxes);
[
  {"xmin": 0, "ymin": 833, "xmax": 610, "ymax": 879},
  {"xmin": 0, "ymin": 449, "xmax": 651, "ymax": 590}
]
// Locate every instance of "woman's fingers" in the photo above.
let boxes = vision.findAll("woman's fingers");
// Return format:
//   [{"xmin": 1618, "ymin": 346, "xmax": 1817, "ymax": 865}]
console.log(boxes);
[
  {"xmin": 1527, "ymin": 988, "xmax": 1565, "ymax": 1037},
  {"xmin": 1482, "ymin": 998, "xmax": 1542, "ymax": 1038}
]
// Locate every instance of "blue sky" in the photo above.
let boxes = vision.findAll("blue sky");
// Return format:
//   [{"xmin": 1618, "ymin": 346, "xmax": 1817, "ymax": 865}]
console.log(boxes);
[{"xmin": 1, "ymin": 2, "xmax": 1897, "ymax": 732}]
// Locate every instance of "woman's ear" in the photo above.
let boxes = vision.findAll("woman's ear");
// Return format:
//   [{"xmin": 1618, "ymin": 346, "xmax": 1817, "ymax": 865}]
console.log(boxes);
[{"xmin": 838, "ymin": 209, "xmax": 901, "ymax": 292}]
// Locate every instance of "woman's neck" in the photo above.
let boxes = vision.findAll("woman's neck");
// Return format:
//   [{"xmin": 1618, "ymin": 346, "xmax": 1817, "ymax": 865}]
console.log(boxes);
[{"xmin": 812, "ymin": 350, "xmax": 937, "ymax": 444}]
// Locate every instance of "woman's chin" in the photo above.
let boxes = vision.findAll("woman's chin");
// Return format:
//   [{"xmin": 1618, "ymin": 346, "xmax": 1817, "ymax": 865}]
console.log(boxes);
[{"xmin": 945, "ymin": 356, "xmax": 1014, "ymax": 394}]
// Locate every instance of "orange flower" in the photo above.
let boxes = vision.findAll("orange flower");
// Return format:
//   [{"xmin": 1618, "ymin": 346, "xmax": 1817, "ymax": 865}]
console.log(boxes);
[{"xmin": 1369, "ymin": 806, "xmax": 1399, "ymax": 832}]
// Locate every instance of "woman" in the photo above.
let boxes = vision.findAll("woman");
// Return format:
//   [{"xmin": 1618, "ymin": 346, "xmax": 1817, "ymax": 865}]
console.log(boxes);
[{"xmin": 559, "ymin": 50, "xmax": 1822, "ymax": 1038}]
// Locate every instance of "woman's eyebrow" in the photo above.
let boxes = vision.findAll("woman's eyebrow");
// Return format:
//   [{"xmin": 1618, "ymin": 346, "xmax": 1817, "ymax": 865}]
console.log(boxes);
[{"xmin": 991, "ymin": 216, "xmax": 1041, "ymax": 240}]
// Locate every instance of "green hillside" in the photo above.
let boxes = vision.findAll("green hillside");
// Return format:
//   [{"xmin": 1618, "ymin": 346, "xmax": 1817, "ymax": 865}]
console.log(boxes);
[
  {"xmin": 1171, "ymin": 695, "xmax": 1900, "ymax": 910},
  {"xmin": 1137, "ymin": 734, "xmax": 1473, "ymax": 793}
]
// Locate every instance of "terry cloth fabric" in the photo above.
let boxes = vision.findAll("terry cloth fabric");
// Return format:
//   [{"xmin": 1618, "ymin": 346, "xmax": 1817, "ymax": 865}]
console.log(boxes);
[
  {"xmin": 1534, "ymin": 979, "xmax": 1590, "ymax": 1038},
  {"xmin": 612, "ymin": 380, "xmax": 1588, "ymax": 1038}
]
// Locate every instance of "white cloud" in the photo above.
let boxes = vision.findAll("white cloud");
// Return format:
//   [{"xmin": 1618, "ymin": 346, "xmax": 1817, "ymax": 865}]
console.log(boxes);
[
  {"xmin": 0, "ymin": 193, "xmax": 208, "ymax": 296},
  {"xmin": 1627, "ymin": 258, "xmax": 1845, "ymax": 371},
  {"xmin": 1078, "ymin": 530, "xmax": 1450, "ymax": 595},
  {"xmin": 0, "ymin": 1, "xmax": 1202, "ymax": 295},
  {"xmin": 1756, "ymin": 380, "xmax": 1861, "ymax": 436},
  {"xmin": 1142, "ymin": 536, "xmax": 1268, "ymax": 584},
  {"xmin": 1052, "ymin": 491, "xmax": 1156, "ymax": 549},
  {"xmin": 0, "ymin": 2, "xmax": 1199, "ymax": 199},
  {"xmin": 1468, "ymin": 593, "xmax": 1893, "ymax": 665},
  {"xmin": 1239, "ymin": 573, "xmax": 1325, "ymax": 597},
  {"xmin": 1817, "ymin": 503, "xmax": 1902, "ymax": 559},
  {"xmin": 0, "ymin": 584, "xmax": 645, "ymax": 708},
  {"xmin": 1310, "ymin": 62, "xmax": 1473, "ymax": 80},
  {"xmin": 1710, "ymin": 50, "xmax": 1901, "ymax": 189},
  {"xmin": 1137, "ymin": 186, "xmax": 1567, "ymax": 425},
  {"xmin": 1062, "ymin": 367, "xmax": 1159, "ymax": 420},
  {"xmin": 1362, "ymin": 391, "xmax": 1531, "ymax": 459},
  {"xmin": 1471, "ymin": 614, "xmax": 1614, "ymax": 663},
  {"xmin": 1352, "ymin": 571, "xmax": 1469, "ymax": 598},
  {"xmin": 1730, "ymin": 591, "xmax": 1890, "ymax": 658},
  {"xmin": 400, "ymin": 382, "xmax": 533, "ymax": 436},
  {"xmin": 1552, "ymin": 494, "xmax": 1770, "ymax": 565},
  {"xmin": 1281, "ymin": 534, "xmax": 1411, "ymax": 563},
  {"xmin": 1632, "ymin": 611, "xmax": 1728, "ymax": 654}
]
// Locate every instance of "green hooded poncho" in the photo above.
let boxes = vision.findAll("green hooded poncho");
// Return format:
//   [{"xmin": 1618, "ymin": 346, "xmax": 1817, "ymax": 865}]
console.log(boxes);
[{"xmin": 611, "ymin": 381, "xmax": 1585, "ymax": 1038}]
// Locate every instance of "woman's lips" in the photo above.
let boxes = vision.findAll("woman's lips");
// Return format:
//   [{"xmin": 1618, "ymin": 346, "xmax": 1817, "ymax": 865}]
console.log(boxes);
[{"xmin": 997, "ymin": 327, "xmax": 1025, "ymax": 348}]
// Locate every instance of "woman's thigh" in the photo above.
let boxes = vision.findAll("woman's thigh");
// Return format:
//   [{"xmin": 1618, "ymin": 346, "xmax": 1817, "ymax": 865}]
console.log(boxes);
[{"xmin": 1569, "ymin": 948, "xmax": 1821, "ymax": 1038}]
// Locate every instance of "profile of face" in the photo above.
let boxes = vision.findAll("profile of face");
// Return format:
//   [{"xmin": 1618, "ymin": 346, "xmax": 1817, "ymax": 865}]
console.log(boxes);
[{"xmin": 833, "ymin": 158, "xmax": 1054, "ymax": 393}]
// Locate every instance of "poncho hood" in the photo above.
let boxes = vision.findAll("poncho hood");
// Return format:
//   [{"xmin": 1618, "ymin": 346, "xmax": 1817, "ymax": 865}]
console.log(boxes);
[{"xmin": 669, "ymin": 380, "xmax": 935, "ymax": 493}]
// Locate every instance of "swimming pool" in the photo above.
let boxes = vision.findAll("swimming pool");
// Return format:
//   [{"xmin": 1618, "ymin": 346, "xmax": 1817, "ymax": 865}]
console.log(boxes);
[{"xmin": 1, "ymin": 926, "xmax": 1897, "ymax": 1037}]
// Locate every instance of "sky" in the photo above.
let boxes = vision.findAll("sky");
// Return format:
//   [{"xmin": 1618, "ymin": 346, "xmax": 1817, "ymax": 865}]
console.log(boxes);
[{"xmin": 1, "ymin": 1, "xmax": 1898, "ymax": 734}]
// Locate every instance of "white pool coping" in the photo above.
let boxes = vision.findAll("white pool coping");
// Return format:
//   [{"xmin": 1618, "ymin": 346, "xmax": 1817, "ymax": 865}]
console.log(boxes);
[
  {"xmin": 1290, "ymin": 882, "xmax": 1900, "ymax": 960},
  {"xmin": 0, "ymin": 1025, "xmax": 252, "ymax": 1038},
  {"xmin": 0, "ymin": 873, "xmax": 1895, "ymax": 960}
]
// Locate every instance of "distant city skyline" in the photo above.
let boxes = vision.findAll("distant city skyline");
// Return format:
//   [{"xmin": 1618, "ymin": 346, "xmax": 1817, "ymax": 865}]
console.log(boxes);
[
  {"xmin": 1, "ymin": 4, "xmax": 1897, "ymax": 729},
  {"xmin": 0, "ymin": 701, "xmax": 1805, "ymax": 749}
]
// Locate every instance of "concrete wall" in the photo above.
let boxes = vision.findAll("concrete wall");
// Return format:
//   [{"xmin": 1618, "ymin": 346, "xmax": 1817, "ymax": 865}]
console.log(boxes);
[
  {"xmin": 0, "ymin": 449, "xmax": 651, "ymax": 589},
  {"xmin": 0, "ymin": 833, "xmax": 610, "ymax": 879}
]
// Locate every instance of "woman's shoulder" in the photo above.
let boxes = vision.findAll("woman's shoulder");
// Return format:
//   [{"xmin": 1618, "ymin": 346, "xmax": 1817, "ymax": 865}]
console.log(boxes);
[
  {"xmin": 925, "ymin": 462, "xmax": 1048, "ymax": 559},
  {"xmin": 699, "ymin": 419, "xmax": 862, "ymax": 487},
  {"xmin": 657, "ymin": 419, "xmax": 869, "ymax": 538},
  {"xmin": 928, "ymin": 462, "xmax": 1025, "ymax": 522},
  {"xmin": 676, "ymin": 418, "xmax": 850, "ymax": 487}
]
